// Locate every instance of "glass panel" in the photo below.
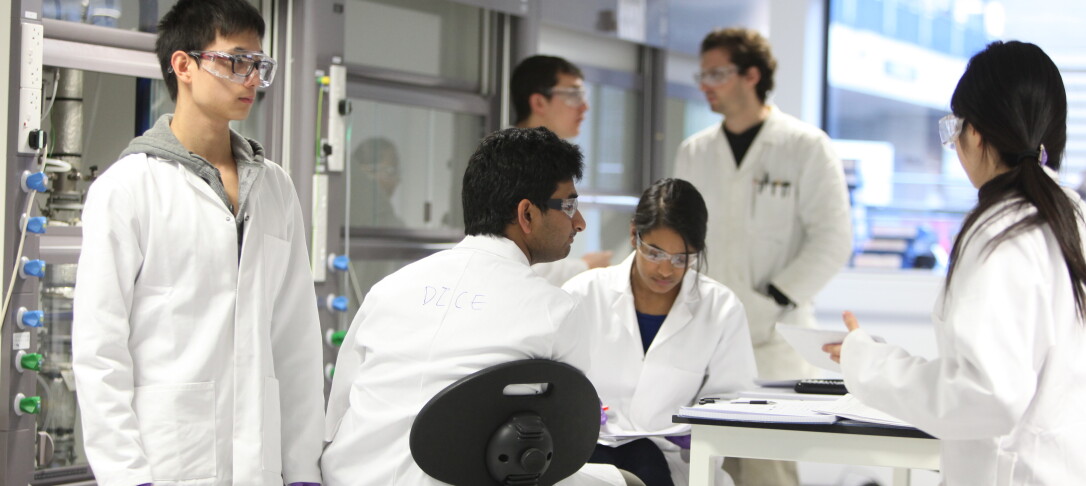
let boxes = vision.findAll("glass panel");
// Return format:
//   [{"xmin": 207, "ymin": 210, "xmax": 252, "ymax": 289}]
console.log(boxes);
[
  {"xmin": 662, "ymin": 95, "xmax": 718, "ymax": 179},
  {"xmin": 41, "ymin": 69, "xmax": 177, "ymax": 224},
  {"xmin": 348, "ymin": 256, "xmax": 415, "ymax": 309},
  {"xmin": 825, "ymin": 0, "xmax": 999, "ymax": 271},
  {"xmin": 38, "ymin": 264, "xmax": 85, "ymax": 468},
  {"xmin": 344, "ymin": 0, "xmax": 482, "ymax": 86},
  {"xmin": 346, "ymin": 98, "xmax": 486, "ymax": 231},
  {"xmin": 563, "ymin": 81, "xmax": 642, "ymax": 259},
  {"xmin": 571, "ymin": 204, "xmax": 638, "ymax": 262},
  {"xmin": 43, "ymin": 0, "xmax": 260, "ymax": 30},
  {"xmin": 571, "ymin": 82, "xmax": 640, "ymax": 194}
]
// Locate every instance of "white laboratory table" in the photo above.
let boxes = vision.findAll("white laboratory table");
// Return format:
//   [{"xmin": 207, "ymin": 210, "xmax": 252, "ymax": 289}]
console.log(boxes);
[{"xmin": 673, "ymin": 416, "xmax": 940, "ymax": 486}]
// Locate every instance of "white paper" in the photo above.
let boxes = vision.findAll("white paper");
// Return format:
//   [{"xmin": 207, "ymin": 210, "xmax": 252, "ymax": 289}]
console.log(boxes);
[
  {"xmin": 12, "ymin": 332, "xmax": 30, "ymax": 350},
  {"xmin": 599, "ymin": 423, "xmax": 690, "ymax": 440},
  {"xmin": 777, "ymin": 326, "xmax": 883, "ymax": 373},
  {"xmin": 678, "ymin": 399, "xmax": 838, "ymax": 424},
  {"xmin": 814, "ymin": 394, "xmax": 913, "ymax": 428}
]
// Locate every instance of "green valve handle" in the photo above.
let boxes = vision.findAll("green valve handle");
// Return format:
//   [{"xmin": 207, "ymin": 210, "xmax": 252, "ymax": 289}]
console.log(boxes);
[
  {"xmin": 18, "ymin": 352, "xmax": 44, "ymax": 372},
  {"xmin": 331, "ymin": 330, "xmax": 347, "ymax": 347},
  {"xmin": 15, "ymin": 394, "xmax": 41, "ymax": 415}
]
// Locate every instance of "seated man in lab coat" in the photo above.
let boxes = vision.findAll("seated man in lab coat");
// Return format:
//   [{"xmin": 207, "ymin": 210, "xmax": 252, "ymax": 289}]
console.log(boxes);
[
  {"xmin": 322, "ymin": 127, "xmax": 634, "ymax": 486},
  {"xmin": 511, "ymin": 55, "xmax": 613, "ymax": 285},
  {"xmin": 72, "ymin": 1, "xmax": 324, "ymax": 485}
]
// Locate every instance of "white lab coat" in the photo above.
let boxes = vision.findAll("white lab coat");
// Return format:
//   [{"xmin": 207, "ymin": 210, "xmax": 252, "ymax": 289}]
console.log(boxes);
[
  {"xmin": 534, "ymin": 257, "xmax": 590, "ymax": 287},
  {"xmin": 322, "ymin": 235, "xmax": 624, "ymax": 486},
  {"xmin": 841, "ymin": 189, "xmax": 1086, "ymax": 485},
  {"xmin": 674, "ymin": 107, "xmax": 852, "ymax": 379},
  {"xmin": 72, "ymin": 154, "xmax": 324, "ymax": 486},
  {"xmin": 563, "ymin": 253, "xmax": 758, "ymax": 485}
]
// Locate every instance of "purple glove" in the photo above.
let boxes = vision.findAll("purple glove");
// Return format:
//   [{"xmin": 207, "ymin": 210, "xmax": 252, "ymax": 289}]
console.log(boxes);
[
  {"xmin": 288, "ymin": 483, "xmax": 321, "ymax": 486},
  {"xmin": 665, "ymin": 434, "xmax": 691, "ymax": 450},
  {"xmin": 600, "ymin": 404, "xmax": 608, "ymax": 425},
  {"xmin": 137, "ymin": 484, "xmax": 152, "ymax": 486}
]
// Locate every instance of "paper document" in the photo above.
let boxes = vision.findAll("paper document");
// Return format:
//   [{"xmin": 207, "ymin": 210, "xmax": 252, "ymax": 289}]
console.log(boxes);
[
  {"xmin": 599, "ymin": 423, "xmax": 689, "ymax": 440},
  {"xmin": 777, "ymin": 326, "xmax": 883, "ymax": 373},
  {"xmin": 813, "ymin": 394, "xmax": 914, "ymax": 428},
  {"xmin": 678, "ymin": 399, "xmax": 838, "ymax": 424}
]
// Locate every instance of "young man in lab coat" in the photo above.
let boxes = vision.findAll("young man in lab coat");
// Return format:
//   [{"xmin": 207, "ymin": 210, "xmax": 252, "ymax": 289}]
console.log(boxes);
[
  {"xmin": 511, "ymin": 55, "xmax": 613, "ymax": 285},
  {"xmin": 71, "ymin": 1, "xmax": 324, "ymax": 485},
  {"xmin": 322, "ymin": 127, "xmax": 630, "ymax": 486},
  {"xmin": 673, "ymin": 28, "xmax": 852, "ymax": 485}
]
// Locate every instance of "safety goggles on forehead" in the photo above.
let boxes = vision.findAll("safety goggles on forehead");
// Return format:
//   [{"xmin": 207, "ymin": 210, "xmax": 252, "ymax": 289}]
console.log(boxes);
[
  {"xmin": 636, "ymin": 234, "xmax": 698, "ymax": 268},
  {"xmin": 693, "ymin": 65, "xmax": 739, "ymax": 87},
  {"xmin": 545, "ymin": 87, "xmax": 588, "ymax": 107},
  {"xmin": 938, "ymin": 114, "xmax": 963, "ymax": 150},
  {"xmin": 543, "ymin": 197, "xmax": 579, "ymax": 218},
  {"xmin": 188, "ymin": 50, "xmax": 278, "ymax": 88}
]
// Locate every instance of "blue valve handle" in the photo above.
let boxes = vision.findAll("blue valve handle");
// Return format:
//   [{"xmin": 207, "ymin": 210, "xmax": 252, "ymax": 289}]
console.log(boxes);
[
  {"xmin": 25, "ymin": 216, "xmax": 47, "ymax": 234},
  {"xmin": 330, "ymin": 254, "xmax": 350, "ymax": 272},
  {"xmin": 22, "ymin": 171, "xmax": 48, "ymax": 193},
  {"xmin": 328, "ymin": 295, "xmax": 349, "ymax": 312},
  {"xmin": 19, "ymin": 309, "xmax": 44, "ymax": 328},
  {"xmin": 21, "ymin": 258, "xmax": 46, "ymax": 278}
]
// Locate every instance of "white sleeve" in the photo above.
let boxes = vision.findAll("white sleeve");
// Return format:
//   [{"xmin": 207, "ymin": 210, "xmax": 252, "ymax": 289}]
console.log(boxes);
[
  {"xmin": 270, "ymin": 180, "xmax": 325, "ymax": 483},
  {"xmin": 532, "ymin": 257, "xmax": 590, "ymax": 287},
  {"xmin": 771, "ymin": 134, "xmax": 853, "ymax": 303},
  {"xmin": 325, "ymin": 301, "xmax": 368, "ymax": 442},
  {"xmin": 841, "ymin": 233, "xmax": 1040, "ymax": 440},
  {"xmin": 71, "ymin": 176, "xmax": 155, "ymax": 486},
  {"xmin": 551, "ymin": 297, "xmax": 593, "ymax": 375},
  {"xmin": 697, "ymin": 291, "xmax": 758, "ymax": 400}
]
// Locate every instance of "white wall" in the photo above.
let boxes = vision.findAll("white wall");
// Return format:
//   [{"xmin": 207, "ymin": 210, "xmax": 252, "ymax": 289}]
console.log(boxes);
[{"xmin": 767, "ymin": 0, "xmax": 826, "ymax": 126}]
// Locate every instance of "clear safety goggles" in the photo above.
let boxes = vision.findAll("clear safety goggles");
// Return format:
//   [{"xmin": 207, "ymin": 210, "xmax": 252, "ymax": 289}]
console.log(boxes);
[
  {"xmin": 545, "ymin": 87, "xmax": 588, "ymax": 107},
  {"xmin": 938, "ymin": 114, "xmax": 963, "ymax": 150},
  {"xmin": 543, "ymin": 197, "xmax": 579, "ymax": 218},
  {"xmin": 636, "ymin": 233, "xmax": 698, "ymax": 268},
  {"xmin": 693, "ymin": 65, "xmax": 739, "ymax": 87},
  {"xmin": 188, "ymin": 50, "xmax": 278, "ymax": 88}
]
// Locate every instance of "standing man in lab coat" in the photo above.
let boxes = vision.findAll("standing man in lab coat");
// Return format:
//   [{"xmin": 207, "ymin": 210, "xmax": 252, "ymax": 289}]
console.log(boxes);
[
  {"xmin": 322, "ymin": 127, "xmax": 631, "ymax": 486},
  {"xmin": 512, "ymin": 55, "xmax": 613, "ymax": 285},
  {"xmin": 72, "ymin": 1, "xmax": 324, "ymax": 485},
  {"xmin": 673, "ymin": 27, "xmax": 852, "ymax": 485}
]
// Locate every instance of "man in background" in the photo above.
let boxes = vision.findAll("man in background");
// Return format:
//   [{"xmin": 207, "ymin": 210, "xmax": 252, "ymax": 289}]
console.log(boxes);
[
  {"xmin": 674, "ymin": 27, "xmax": 853, "ymax": 485},
  {"xmin": 511, "ymin": 55, "xmax": 613, "ymax": 285}
]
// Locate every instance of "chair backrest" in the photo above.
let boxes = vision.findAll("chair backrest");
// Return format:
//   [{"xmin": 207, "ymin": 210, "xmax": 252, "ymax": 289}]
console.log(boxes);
[{"xmin": 410, "ymin": 359, "xmax": 600, "ymax": 486}]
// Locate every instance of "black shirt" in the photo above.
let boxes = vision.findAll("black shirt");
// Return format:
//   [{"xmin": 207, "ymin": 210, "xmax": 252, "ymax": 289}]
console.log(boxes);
[{"xmin": 724, "ymin": 121, "xmax": 764, "ymax": 167}]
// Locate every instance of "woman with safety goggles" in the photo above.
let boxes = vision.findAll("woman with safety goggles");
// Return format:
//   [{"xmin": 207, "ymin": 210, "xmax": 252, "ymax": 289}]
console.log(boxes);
[
  {"xmin": 825, "ymin": 40, "xmax": 1086, "ymax": 485},
  {"xmin": 562, "ymin": 178, "xmax": 757, "ymax": 486}
]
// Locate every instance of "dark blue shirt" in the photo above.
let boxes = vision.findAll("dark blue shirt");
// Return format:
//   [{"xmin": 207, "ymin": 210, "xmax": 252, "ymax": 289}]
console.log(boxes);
[{"xmin": 635, "ymin": 311, "xmax": 668, "ymax": 352}]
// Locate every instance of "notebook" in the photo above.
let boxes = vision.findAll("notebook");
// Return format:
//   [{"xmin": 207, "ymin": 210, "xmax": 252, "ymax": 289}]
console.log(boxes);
[{"xmin": 678, "ymin": 399, "xmax": 838, "ymax": 424}]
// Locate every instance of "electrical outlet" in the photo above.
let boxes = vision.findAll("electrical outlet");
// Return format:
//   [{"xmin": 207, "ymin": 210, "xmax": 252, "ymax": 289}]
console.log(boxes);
[
  {"xmin": 18, "ymin": 88, "xmax": 41, "ymax": 154},
  {"xmin": 327, "ymin": 64, "xmax": 347, "ymax": 172},
  {"xmin": 19, "ymin": 22, "xmax": 44, "ymax": 154},
  {"xmin": 21, "ymin": 22, "xmax": 43, "ymax": 89}
]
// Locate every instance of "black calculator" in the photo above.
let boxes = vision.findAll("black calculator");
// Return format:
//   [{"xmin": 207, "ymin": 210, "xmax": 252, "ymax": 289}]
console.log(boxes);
[{"xmin": 794, "ymin": 378, "xmax": 848, "ymax": 395}]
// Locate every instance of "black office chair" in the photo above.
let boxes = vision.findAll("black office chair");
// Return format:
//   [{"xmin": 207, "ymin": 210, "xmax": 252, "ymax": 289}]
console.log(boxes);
[{"xmin": 410, "ymin": 359, "xmax": 600, "ymax": 486}]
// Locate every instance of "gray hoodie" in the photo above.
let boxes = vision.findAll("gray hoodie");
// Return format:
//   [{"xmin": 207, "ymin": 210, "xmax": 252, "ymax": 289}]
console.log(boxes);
[{"xmin": 120, "ymin": 113, "xmax": 265, "ymax": 218}]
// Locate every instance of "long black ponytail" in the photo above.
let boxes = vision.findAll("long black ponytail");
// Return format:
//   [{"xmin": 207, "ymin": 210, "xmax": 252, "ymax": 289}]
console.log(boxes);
[{"xmin": 947, "ymin": 41, "xmax": 1086, "ymax": 320}]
